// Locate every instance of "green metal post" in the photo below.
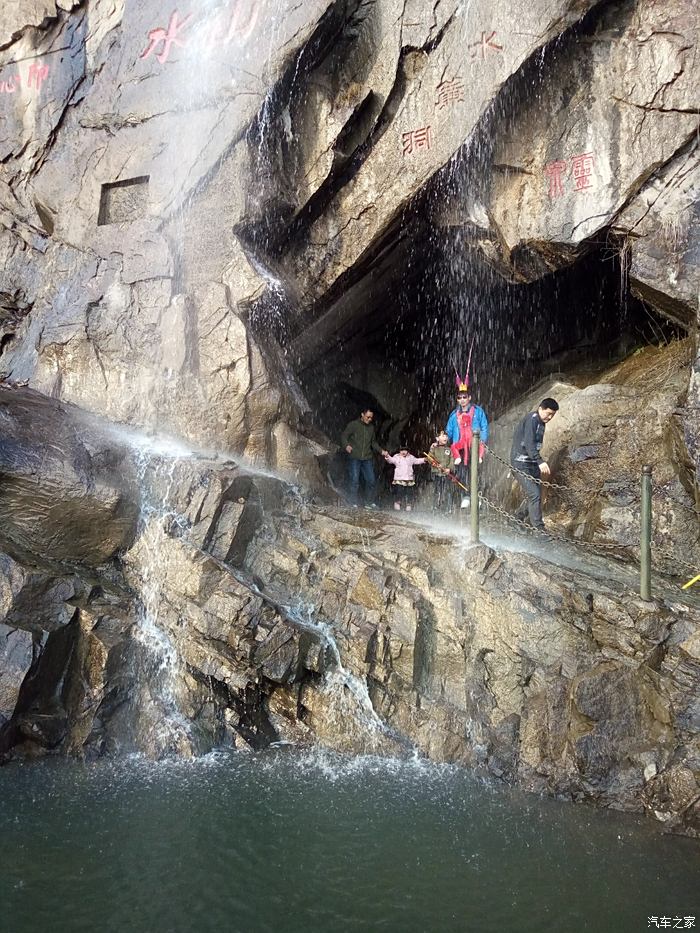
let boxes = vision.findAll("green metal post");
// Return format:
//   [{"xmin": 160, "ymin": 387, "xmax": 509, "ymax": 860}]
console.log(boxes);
[
  {"xmin": 640, "ymin": 464, "xmax": 652, "ymax": 600},
  {"xmin": 471, "ymin": 430, "xmax": 480, "ymax": 544}
]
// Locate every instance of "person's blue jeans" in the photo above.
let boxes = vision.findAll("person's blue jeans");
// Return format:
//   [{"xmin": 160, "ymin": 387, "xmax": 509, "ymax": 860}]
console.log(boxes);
[{"xmin": 347, "ymin": 457, "xmax": 376, "ymax": 505}]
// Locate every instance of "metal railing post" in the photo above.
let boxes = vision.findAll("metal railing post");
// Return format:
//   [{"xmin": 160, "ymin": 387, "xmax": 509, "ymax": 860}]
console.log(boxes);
[
  {"xmin": 471, "ymin": 430, "xmax": 480, "ymax": 544},
  {"xmin": 640, "ymin": 464, "xmax": 652, "ymax": 600}
]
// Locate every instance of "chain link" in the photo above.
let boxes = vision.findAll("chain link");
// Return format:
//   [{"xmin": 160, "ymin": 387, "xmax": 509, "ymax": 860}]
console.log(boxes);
[
  {"xmin": 650, "ymin": 540, "xmax": 699, "ymax": 575},
  {"xmin": 485, "ymin": 444, "xmax": 700, "ymax": 522},
  {"xmin": 479, "ymin": 491, "xmax": 699, "ymax": 583},
  {"xmin": 479, "ymin": 491, "xmax": 625, "ymax": 552},
  {"xmin": 482, "ymin": 442, "xmax": 572, "ymax": 490},
  {"xmin": 449, "ymin": 441, "xmax": 699, "ymax": 579}
]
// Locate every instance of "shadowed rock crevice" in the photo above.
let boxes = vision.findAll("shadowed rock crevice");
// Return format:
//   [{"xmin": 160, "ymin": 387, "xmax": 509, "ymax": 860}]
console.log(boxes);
[{"xmin": 293, "ymin": 232, "xmax": 684, "ymax": 466}]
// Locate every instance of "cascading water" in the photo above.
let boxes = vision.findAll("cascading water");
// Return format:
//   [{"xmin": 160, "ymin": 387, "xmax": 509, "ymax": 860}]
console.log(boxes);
[
  {"xmin": 286, "ymin": 604, "xmax": 388, "ymax": 744},
  {"xmin": 126, "ymin": 437, "xmax": 198, "ymax": 758},
  {"xmin": 117, "ymin": 422, "xmax": 395, "ymax": 759}
]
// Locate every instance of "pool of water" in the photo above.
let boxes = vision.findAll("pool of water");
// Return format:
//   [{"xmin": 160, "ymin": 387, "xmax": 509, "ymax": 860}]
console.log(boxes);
[{"xmin": 1, "ymin": 749, "xmax": 697, "ymax": 932}]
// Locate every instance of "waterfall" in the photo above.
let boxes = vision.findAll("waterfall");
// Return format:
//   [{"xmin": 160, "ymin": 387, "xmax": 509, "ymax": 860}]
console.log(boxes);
[
  {"xmin": 285, "ymin": 604, "xmax": 393, "ymax": 750},
  {"xmin": 127, "ymin": 438, "xmax": 197, "ymax": 758},
  {"xmin": 118, "ymin": 436, "xmax": 389, "ymax": 758}
]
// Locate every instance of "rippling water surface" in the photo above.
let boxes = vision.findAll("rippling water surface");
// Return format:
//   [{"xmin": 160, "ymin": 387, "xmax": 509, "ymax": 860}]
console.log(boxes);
[{"xmin": 0, "ymin": 749, "xmax": 697, "ymax": 932}]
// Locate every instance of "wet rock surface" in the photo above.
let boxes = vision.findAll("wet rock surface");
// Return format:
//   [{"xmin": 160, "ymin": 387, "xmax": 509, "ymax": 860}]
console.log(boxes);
[
  {"xmin": 3, "ymin": 390, "xmax": 697, "ymax": 834},
  {"xmin": 483, "ymin": 340, "xmax": 700, "ymax": 576},
  {"xmin": 0, "ymin": 0, "xmax": 699, "ymax": 842},
  {"xmin": 0, "ymin": 385, "xmax": 139, "ymax": 562},
  {"xmin": 124, "ymin": 461, "xmax": 700, "ymax": 836}
]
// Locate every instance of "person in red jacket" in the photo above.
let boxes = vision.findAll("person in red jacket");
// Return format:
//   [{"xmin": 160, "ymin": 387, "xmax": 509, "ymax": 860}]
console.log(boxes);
[{"xmin": 445, "ymin": 377, "xmax": 489, "ymax": 508}]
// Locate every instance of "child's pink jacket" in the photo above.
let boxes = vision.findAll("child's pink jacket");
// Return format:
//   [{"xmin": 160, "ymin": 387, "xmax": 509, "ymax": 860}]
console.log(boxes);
[{"xmin": 385, "ymin": 454, "xmax": 426, "ymax": 482}]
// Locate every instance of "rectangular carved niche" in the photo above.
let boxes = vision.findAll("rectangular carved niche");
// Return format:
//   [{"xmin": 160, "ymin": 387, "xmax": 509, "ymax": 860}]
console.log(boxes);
[{"xmin": 98, "ymin": 176, "xmax": 150, "ymax": 226}]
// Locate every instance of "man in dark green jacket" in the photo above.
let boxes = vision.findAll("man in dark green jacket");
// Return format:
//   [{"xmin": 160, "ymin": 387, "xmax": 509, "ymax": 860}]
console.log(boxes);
[{"xmin": 340, "ymin": 409, "xmax": 388, "ymax": 507}]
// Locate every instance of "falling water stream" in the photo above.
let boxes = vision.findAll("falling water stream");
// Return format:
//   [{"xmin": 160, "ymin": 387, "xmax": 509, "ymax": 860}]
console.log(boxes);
[
  {"xmin": 285, "ymin": 604, "xmax": 389, "ymax": 742},
  {"xmin": 129, "ymin": 442, "xmax": 196, "ymax": 757},
  {"xmin": 117, "ymin": 427, "xmax": 396, "ymax": 758}
]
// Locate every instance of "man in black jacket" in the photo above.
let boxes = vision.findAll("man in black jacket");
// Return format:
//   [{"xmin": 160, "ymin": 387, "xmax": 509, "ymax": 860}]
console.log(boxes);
[
  {"xmin": 340, "ymin": 409, "xmax": 388, "ymax": 507},
  {"xmin": 510, "ymin": 398, "xmax": 559, "ymax": 530}
]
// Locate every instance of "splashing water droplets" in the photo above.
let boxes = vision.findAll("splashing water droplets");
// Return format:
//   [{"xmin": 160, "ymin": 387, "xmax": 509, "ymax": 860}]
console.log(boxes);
[
  {"xmin": 129, "ymin": 444, "xmax": 196, "ymax": 758},
  {"xmin": 287, "ymin": 605, "xmax": 388, "ymax": 743}
]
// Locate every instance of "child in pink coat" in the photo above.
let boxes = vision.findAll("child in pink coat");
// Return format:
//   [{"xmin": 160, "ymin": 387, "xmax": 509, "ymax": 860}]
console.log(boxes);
[{"xmin": 384, "ymin": 443, "xmax": 427, "ymax": 511}]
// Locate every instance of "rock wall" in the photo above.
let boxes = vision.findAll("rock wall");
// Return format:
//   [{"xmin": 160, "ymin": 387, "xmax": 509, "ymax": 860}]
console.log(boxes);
[
  {"xmin": 132, "ymin": 458, "xmax": 700, "ymax": 836},
  {"xmin": 0, "ymin": 372, "xmax": 697, "ymax": 835},
  {"xmin": 0, "ymin": 0, "xmax": 630, "ymax": 469},
  {"xmin": 1, "ymin": 1, "xmax": 698, "ymax": 470},
  {"xmin": 1, "ymin": 0, "xmax": 340, "ymax": 484},
  {"xmin": 483, "ymin": 340, "xmax": 700, "ymax": 576},
  {"xmin": 0, "ymin": 0, "xmax": 699, "ymax": 837},
  {"xmin": 465, "ymin": 0, "xmax": 699, "ymax": 310}
]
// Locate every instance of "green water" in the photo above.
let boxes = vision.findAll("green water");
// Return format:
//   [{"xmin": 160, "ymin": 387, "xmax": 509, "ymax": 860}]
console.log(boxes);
[{"xmin": 0, "ymin": 750, "xmax": 697, "ymax": 932}]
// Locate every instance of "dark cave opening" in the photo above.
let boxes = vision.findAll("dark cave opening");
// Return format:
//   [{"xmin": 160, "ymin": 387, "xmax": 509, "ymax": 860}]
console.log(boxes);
[{"xmin": 290, "ymin": 231, "xmax": 682, "ymax": 463}]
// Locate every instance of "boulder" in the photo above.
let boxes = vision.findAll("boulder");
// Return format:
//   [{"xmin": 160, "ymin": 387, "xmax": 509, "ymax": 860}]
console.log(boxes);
[
  {"xmin": 0, "ymin": 385, "xmax": 139, "ymax": 562},
  {"xmin": 0, "ymin": 624, "xmax": 33, "ymax": 727},
  {"xmin": 482, "ymin": 340, "xmax": 700, "ymax": 575}
]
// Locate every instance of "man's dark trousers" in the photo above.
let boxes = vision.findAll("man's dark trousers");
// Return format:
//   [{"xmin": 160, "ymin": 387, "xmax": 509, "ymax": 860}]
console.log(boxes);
[
  {"xmin": 512, "ymin": 461, "xmax": 544, "ymax": 530},
  {"xmin": 348, "ymin": 458, "xmax": 376, "ymax": 505}
]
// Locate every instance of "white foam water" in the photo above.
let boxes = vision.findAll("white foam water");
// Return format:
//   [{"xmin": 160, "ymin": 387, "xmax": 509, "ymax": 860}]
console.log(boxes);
[
  {"xmin": 285, "ymin": 604, "xmax": 387, "ymax": 738},
  {"xmin": 130, "ymin": 448, "xmax": 196, "ymax": 757}
]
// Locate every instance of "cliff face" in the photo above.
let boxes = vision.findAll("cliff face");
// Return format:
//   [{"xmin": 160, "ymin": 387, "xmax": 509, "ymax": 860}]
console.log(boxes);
[
  {"xmin": 5, "ymin": 0, "xmax": 697, "ymax": 466},
  {"xmin": 0, "ymin": 387, "xmax": 697, "ymax": 835},
  {"xmin": 0, "ymin": 0, "xmax": 699, "ymax": 834},
  {"xmin": 1, "ymin": 1, "xmax": 697, "ymax": 471},
  {"xmin": 466, "ymin": 0, "xmax": 699, "ymax": 320}
]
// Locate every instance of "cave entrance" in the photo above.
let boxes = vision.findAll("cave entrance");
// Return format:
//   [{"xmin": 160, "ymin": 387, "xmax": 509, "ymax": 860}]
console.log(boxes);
[{"xmin": 289, "ymin": 228, "xmax": 682, "ymax": 460}]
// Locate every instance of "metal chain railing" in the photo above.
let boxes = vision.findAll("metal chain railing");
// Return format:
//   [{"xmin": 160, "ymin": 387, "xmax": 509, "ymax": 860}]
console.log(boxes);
[
  {"xmin": 466, "ymin": 433, "xmax": 700, "ymax": 598},
  {"xmin": 479, "ymin": 489, "xmax": 626, "ymax": 552},
  {"xmin": 651, "ymin": 542, "xmax": 699, "ymax": 575},
  {"xmin": 482, "ymin": 442, "xmax": 571, "ymax": 490}
]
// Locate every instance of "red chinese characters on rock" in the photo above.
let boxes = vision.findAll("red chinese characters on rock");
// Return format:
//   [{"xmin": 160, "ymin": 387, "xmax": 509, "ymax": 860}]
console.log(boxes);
[
  {"xmin": 402, "ymin": 125, "xmax": 433, "ymax": 156},
  {"xmin": 571, "ymin": 152, "xmax": 595, "ymax": 191},
  {"xmin": 544, "ymin": 152, "xmax": 596, "ymax": 198},
  {"xmin": 435, "ymin": 77, "xmax": 465, "ymax": 109},
  {"xmin": 0, "ymin": 74, "xmax": 20, "ymax": 94},
  {"xmin": 198, "ymin": 0, "xmax": 259, "ymax": 48},
  {"xmin": 544, "ymin": 159, "xmax": 567, "ymax": 198},
  {"xmin": 0, "ymin": 60, "xmax": 50, "ymax": 95},
  {"xmin": 140, "ymin": 11, "xmax": 193, "ymax": 64},
  {"xmin": 469, "ymin": 31, "xmax": 503, "ymax": 60},
  {"xmin": 27, "ymin": 61, "xmax": 49, "ymax": 89},
  {"xmin": 140, "ymin": 1, "xmax": 260, "ymax": 66}
]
